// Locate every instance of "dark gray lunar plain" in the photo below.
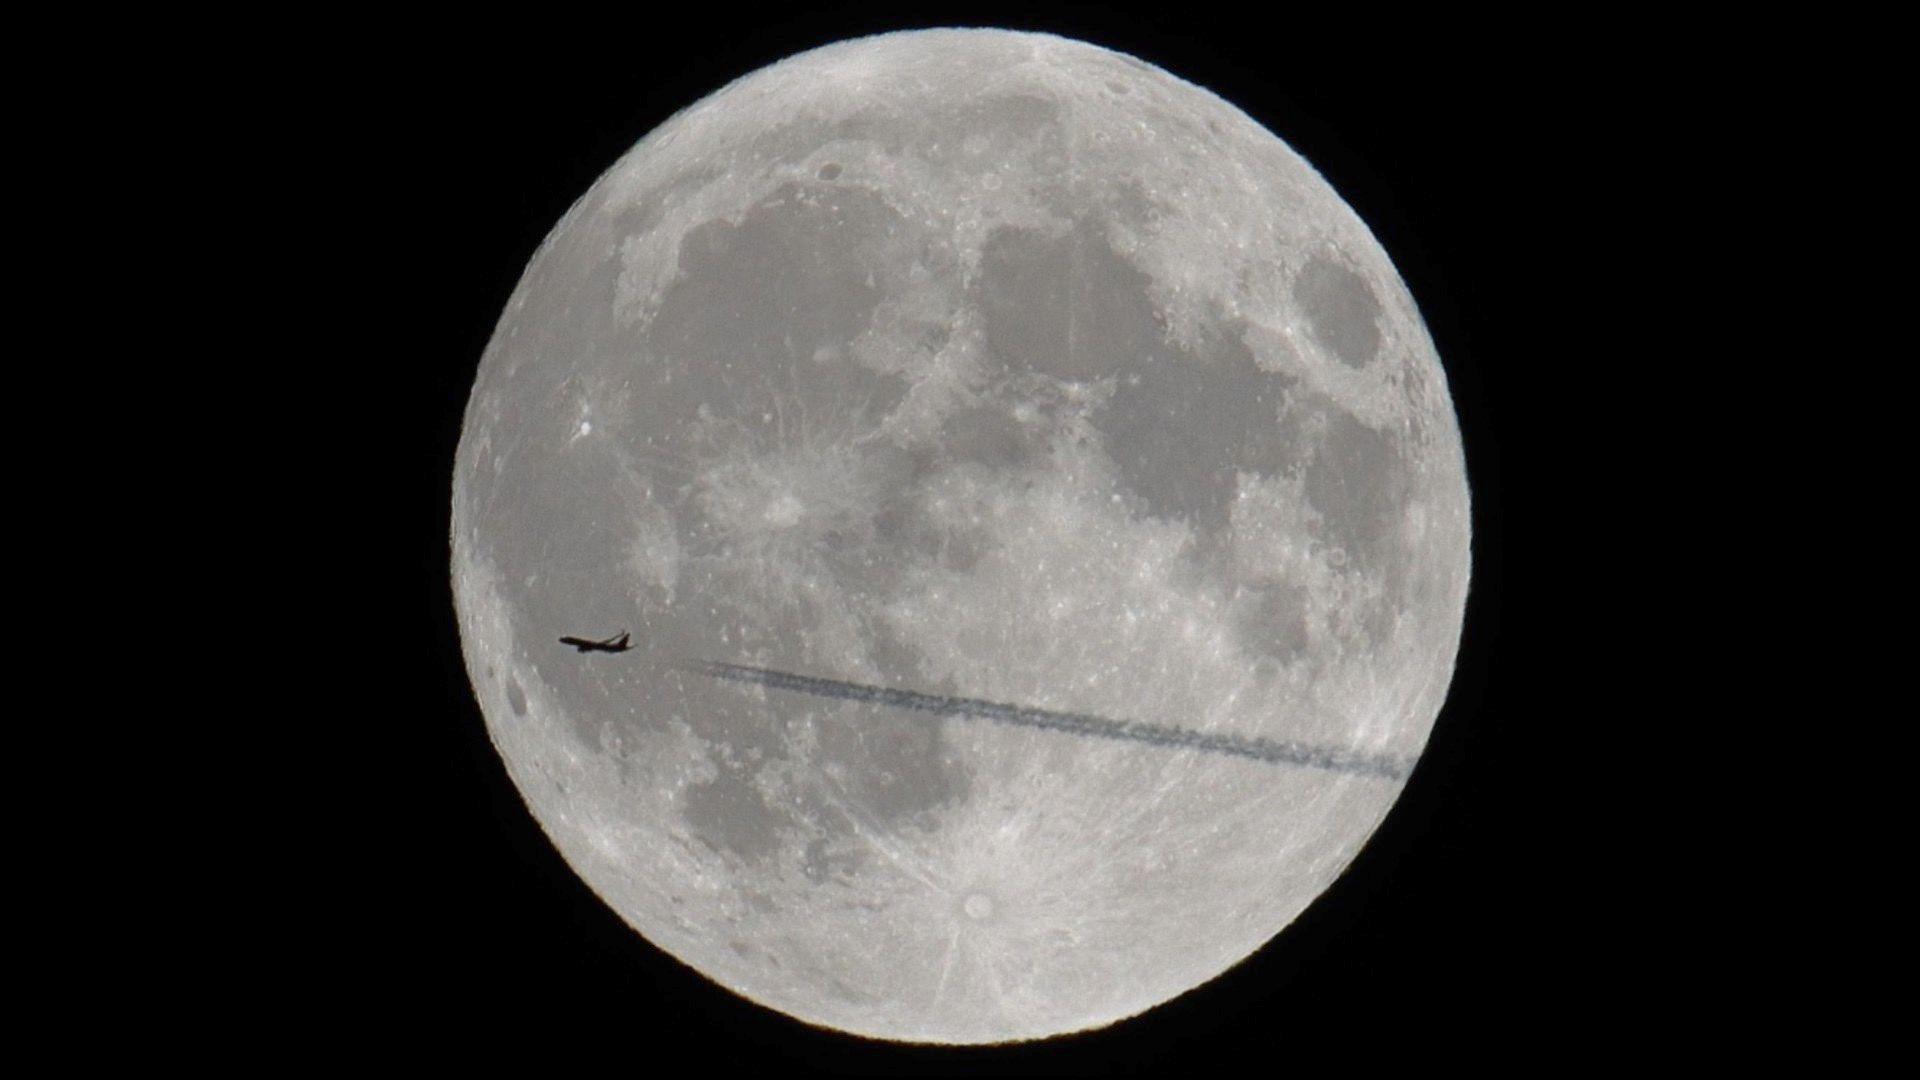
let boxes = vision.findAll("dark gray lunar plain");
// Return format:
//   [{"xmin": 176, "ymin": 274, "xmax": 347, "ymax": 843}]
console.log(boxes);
[{"xmin": 452, "ymin": 28, "xmax": 1470, "ymax": 1043}]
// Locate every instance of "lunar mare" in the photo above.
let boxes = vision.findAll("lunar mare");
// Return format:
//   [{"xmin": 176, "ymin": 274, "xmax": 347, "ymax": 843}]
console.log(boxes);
[{"xmin": 453, "ymin": 29, "xmax": 1469, "ymax": 1043}]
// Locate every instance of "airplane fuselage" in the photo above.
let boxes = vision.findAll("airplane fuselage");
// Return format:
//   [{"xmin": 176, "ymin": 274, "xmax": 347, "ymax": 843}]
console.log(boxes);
[{"xmin": 559, "ymin": 633, "xmax": 631, "ymax": 654}]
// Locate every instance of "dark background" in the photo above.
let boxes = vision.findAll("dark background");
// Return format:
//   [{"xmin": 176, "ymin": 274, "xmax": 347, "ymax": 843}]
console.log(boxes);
[{"xmin": 327, "ymin": 3, "xmax": 1638, "ymax": 1069}]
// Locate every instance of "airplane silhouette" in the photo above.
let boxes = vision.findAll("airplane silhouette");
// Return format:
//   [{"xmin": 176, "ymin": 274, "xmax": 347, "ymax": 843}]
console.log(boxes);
[{"xmin": 558, "ymin": 631, "xmax": 631, "ymax": 654}]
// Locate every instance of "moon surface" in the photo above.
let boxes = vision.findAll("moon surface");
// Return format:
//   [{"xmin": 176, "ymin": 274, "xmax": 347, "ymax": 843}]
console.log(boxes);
[{"xmin": 452, "ymin": 29, "xmax": 1469, "ymax": 1044}]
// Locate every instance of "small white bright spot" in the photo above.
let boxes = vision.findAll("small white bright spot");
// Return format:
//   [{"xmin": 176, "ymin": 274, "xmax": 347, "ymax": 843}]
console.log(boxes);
[{"xmin": 765, "ymin": 494, "xmax": 804, "ymax": 527}]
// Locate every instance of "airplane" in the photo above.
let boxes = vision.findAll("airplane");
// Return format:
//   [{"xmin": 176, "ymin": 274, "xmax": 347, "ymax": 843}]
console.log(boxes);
[{"xmin": 559, "ymin": 630, "xmax": 632, "ymax": 654}]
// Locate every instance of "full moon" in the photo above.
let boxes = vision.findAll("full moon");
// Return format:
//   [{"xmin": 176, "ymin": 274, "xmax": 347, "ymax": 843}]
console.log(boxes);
[{"xmin": 452, "ymin": 29, "xmax": 1469, "ymax": 1043}]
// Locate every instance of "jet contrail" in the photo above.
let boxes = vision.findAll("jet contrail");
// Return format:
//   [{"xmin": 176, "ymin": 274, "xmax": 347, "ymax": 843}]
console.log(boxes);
[{"xmin": 681, "ymin": 659, "xmax": 1410, "ymax": 780}]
